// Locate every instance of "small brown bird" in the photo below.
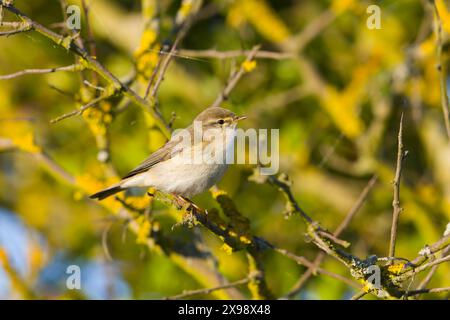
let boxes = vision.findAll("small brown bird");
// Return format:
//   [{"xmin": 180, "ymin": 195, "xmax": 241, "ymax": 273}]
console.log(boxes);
[{"xmin": 89, "ymin": 107, "xmax": 246, "ymax": 201}]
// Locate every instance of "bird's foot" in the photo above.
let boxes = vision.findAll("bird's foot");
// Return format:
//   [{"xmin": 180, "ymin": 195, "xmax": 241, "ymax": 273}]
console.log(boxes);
[
  {"xmin": 180, "ymin": 196, "xmax": 202, "ymax": 212},
  {"xmin": 172, "ymin": 194, "xmax": 186, "ymax": 210},
  {"xmin": 172, "ymin": 194, "xmax": 202, "ymax": 212}
]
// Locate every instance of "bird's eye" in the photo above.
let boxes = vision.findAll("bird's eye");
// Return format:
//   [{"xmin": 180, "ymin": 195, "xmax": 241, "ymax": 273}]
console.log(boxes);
[{"xmin": 217, "ymin": 119, "xmax": 225, "ymax": 125}]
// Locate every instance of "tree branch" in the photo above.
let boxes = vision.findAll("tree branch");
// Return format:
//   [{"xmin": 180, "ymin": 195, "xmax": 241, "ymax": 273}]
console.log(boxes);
[
  {"xmin": 285, "ymin": 175, "xmax": 378, "ymax": 298},
  {"xmin": 389, "ymin": 113, "xmax": 406, "ymax": 258},
  {"xmin": 165, "ymin": 278, "xmax": 251, "ymax": 300},
  {"xmin": 209, "ymin": 45, "xmax": 261, "ymax": 109},
  {"xmin": 0, "ymin": 64, "xmax": 83, "ymax": 80},
  {"xmin": 0, "ymin": 1, "xmax": 171, "ymax": 137},
  {"xmin": 178, "ymin": 49, "xmax": 294, "ymax": 60}
]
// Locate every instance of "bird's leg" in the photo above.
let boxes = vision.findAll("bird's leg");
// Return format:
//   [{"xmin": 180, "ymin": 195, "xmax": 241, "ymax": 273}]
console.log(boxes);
[
  {"xmin": 171, "ymin": 194, "xmax": 186, "ymax": 210},
  {"xmin": 169, "ymin": 194, "xmax": 197, "ymax": 228},
  {"xmin": 179, "ymin": 196, "xmax": 202, "ymax": 212}
]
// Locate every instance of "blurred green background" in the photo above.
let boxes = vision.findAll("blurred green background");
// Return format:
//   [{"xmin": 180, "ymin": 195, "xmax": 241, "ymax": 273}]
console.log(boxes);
[{"xmin": 0, "ymin": 0, "xmax": 449, "ymax": 299}]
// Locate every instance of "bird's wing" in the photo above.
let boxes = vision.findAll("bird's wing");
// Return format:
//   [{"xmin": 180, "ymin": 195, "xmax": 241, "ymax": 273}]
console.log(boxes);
[{"xmin": 121, "ymin": 137, "xmax": 181, "ymax": 180}]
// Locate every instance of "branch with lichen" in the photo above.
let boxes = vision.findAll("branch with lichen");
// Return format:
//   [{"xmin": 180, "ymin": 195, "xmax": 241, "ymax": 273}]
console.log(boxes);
[
  {"xmin": 0, "ymin": 63, "xmax": 84, "ymax": 80},
  {"xmin": 0, "ymin": 1, "xmax": 171, "ymax": 137},
  {"xmin": 1, "ymin": 135, "xmax": 243, "ymax": 299},
  {"xmin": 285, "ymin": 175, "xmax": 378, "ymax": 298},
  {"xmin": 249, "ymin": 164, "xmax": 450, "ymax": 300}
]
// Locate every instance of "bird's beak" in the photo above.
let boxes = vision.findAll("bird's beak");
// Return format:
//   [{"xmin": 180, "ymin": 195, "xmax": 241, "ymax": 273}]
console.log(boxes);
[{"xmin": 234, "ymin": 115, "xmax": 247, "ymax": 122}]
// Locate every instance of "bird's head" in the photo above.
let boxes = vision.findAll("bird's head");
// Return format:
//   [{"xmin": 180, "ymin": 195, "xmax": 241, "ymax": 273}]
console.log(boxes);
[{"xmin": 195, "ymin": 107, "xmax": 246, "ymax": 131}]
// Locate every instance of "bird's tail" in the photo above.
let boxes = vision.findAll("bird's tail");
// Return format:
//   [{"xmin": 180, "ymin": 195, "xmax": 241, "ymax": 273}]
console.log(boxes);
[{"xmin": 89, "ymin": 184, "xmax": 124, "ymax": 200}]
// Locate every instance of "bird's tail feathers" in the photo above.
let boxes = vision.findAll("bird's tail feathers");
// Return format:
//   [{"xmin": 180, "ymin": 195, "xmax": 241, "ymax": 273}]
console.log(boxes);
[{"xmin": 89, "ymin": 184, "xmax": 124, "ymax": 200}]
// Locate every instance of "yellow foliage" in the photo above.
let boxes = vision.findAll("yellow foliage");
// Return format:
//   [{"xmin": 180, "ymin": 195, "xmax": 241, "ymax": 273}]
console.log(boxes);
[
  {"xmin": 144, "ymin": 112, "xmax": 167, "ymax": 151},
  {"xmin": 362, "ymin": 281, "xmax": 374, "ymax": 293},
  {"xmin": 177, "ymin": 2, "xmax": 193, "ymax": 21},
  {"xmin": 320, "ymin": 58, "xmax": 380, "ymax": 138},
  {"xmin": 413, "ymin": 35, "xmax": 441, "ymax": 107},
  {"xmin": 211, "ymin": 188, "xmax": 227, "ymax": 199},
  {"xmin": 134, "ymin": 29, "xmax": 157, "ymax": 58},
  {"xmin": 82, "ymin": 101, "xmax": 113, "ymax": 137},
  {"xmin": 0, "ymin": 248, "xmax": 7, "ymax": 265},
  {"xmin": 229, "ymin": 0, "xmax": 291, "ymax": 43},
  {"xmin": 28, "ymin": 240, "xmax": 46, "ymax": 280},
  {"xmin": 136, "ymin": 216, "xmax": 152, "ymax": 245},
  {"xmin": 321, "ymin": 86, "xmax": 364, "ymax": 138},
  {"xmin": 436, "ymin": 0, "xmax": 450, "ymax": 34},
  {"xmin": 0, "ymin": 247, "xmax": 34, "ymax": 298},
  {"xmin": 331, "ymin": 0, "xmax": 355, "ymax": 14},
  {"xmin": 220, "ymin": 243, "xmax": 234, "ymax": 255},
  {"xmin": 175, "ymin": 0, "xmax": 201, "ymax": 25},
  {"xmin": 12, "ymin": 133, "xmax": 41, "ymax": 154},
  {"xmin": 358, "ymin": 16, "xmax": 404, "ymax": 68},
  {"xmin": 418, "ymin": 37, "xmax": 435, "ymax": 58},
  {"xmin": 126, "ymin": 196, "xmax": 149, "ymax": 211},
  {"xmin": 0, "ymin": 121, "xmax": 41, "ymax": 153},
  {"xmin": 242, "ymin": 60, "xmax": 257, "ymax": 73},
  {"xmin": 75, "ymin": 174, "xmax": 118, "ymax": 195}
]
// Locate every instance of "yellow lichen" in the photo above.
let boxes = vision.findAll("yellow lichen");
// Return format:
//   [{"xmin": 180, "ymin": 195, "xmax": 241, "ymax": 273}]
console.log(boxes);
[
  {"xmin": 387, "ymin": 263, "xmax": 405, "ymax": 275},
  {"xmin": 12, "ymin": 133, "xmax": 41, "ymax": 154},
  {"xmin": 239, "ymin": 235, "xmax": 252, "ymax": 244},
  {"xmin": 242, "ymin": 60, "xmax": 257, "ymax": 73},
  {"xmin": 220, "ymin": 243, "xmax": 233, "ymax": 255},
  {"xmin": 136, "ymin": 216, "xmax": 152, "ymax": 245}
]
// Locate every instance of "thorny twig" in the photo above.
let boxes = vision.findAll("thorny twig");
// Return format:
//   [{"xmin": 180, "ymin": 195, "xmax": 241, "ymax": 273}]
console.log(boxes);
[
  {"xmin": 50, "ymin": 89, "xmax": 116, "ymax": 123},
  {"xmin": 0, "ymin": 64, "xmax": 83, "ymax": 80},
  {"xmin": 286, "ymin": 175, "xmax": 378, "ymax": 298},
  {"xmin": 165, "ymin": 278, "xmax": 251, "ymax": 300},
  {"xmin": 178, "ymin": 49, "xmax": 294, "ymax": 60},
  {"xmin": 389, "ymin": 113, "xmax": 407, "ymax": 258}
]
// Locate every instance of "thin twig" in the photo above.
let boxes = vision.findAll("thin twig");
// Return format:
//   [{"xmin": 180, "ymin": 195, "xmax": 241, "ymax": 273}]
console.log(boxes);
[
  {"xmin": 0, "ymin": 64, "xmax": 82, "ymax": 80},
  {"xmin": 389, "ymin": 113, "xmax": 406, "ymax": 258},
  {"xmin": 149, "ymin": 19, "xmax": 193, "ymax": 99},
  {"xmin": 286, "ymin": 175, "xmax": 378, "ymax": 298},
  {"xmin": 143, "ymin": 49, "xmax": 164, "ymax": 99},
  {"xmin": 417, "ymin": 246, "xmax": 449, "ymax": 289},
  {"xmin": 102, "ymin": 221, "xmax": 113, "ymax": 261},
  {"xmin": 286, "ymin": 9, "xmax": 335, "ymax": 52},
  {"xmin": 402, "ymin": 254, "xmax": 450, "ymax": 278},
  {"xmin": 50, "ymin": 92, "xmax": 114, "ymax": 123},
  {"xmin": 273, "ymin": 247, "xmax": 360, "ymax": 289},
  {"xmin": 83, "ymin": 80, "xmax": 105, "ymax": 91},
  {"xmin": 81, "ymin": 0, "xmax": 97, "ymax": 58},
  {"xmin": 178, "ymin": 49, "xmax": 294, "ymax": 60},
  {"xmin": 165, "ymin": 278, "xmax": 251, "ymax": 300},
  {"xmin": 398, "ymin": 231, "xmax": 450, "ymax": 278},
  {"xmin": 81, "ymin": 0, "xmax": 98, "ymax": 85},
  {"xmin": 350, "ymin": 290, "xmax": 367, "ymax": 300},
  {"xmin": 404, "ymin": 286, "xmax": 450, "ymax": 297},
  {"xmin": 335, "ymin": 175, "xmax": 379, "ymax": 235},
  {"xmin": 209, "ymin": 45, "xmax": 261, "ymax": 109}
]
